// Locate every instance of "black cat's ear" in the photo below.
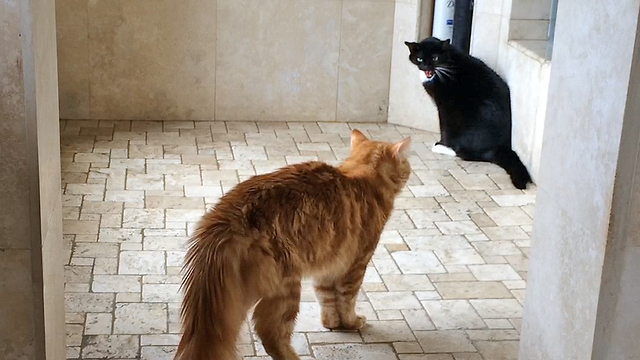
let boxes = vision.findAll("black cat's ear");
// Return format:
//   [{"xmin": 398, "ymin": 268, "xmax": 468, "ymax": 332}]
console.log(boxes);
[
  {"xmin": 404, "ymin": 41, "xmax": 418, "ymax": 53},
  {"xmin": 441, "ymin": 39, "xmax": 451, "ymax": 49}
]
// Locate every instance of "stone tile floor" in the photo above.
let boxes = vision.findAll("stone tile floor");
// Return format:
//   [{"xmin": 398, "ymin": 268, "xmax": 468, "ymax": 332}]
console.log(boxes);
[{"xmin": 61, "ymin": 120, "xmax": 535, "ymax": 360}]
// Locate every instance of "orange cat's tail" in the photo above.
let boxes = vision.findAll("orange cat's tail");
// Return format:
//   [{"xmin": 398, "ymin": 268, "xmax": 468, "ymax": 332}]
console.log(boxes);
[{"xmin": 175, "ymin": 222, "xmax": 247, "ymax": 360}]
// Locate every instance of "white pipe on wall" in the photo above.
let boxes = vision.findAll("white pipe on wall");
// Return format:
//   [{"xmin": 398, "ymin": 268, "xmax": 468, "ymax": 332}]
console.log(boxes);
[{"xmin": 432, "ymin": 0, "xmax": 455, "ymax": 40}]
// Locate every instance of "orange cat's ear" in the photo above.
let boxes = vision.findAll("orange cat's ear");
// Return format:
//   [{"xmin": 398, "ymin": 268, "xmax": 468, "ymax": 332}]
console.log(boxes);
[
  {"xmin": 350, "ymin": 129, "xmax": 368, "ymax": 147},
  {"xmin": 392, "ymin": 137, "xmax": 412, "ymax": 160}
]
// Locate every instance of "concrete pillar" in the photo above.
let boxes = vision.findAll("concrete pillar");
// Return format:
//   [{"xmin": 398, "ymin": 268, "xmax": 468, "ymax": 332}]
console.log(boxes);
[
  {"xmin": 0, "ymin": 0, "xmax": 65, "ymax": 359},
  {"xmin": 519, "ymin": 0, "xmax": 640, "ymax": 359}
]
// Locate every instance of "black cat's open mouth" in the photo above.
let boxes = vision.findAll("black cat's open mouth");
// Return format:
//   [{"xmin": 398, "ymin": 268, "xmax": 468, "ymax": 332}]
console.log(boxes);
[{"xmin": 425, "ymin": 70, "xmax": 435, "ymax": 79}]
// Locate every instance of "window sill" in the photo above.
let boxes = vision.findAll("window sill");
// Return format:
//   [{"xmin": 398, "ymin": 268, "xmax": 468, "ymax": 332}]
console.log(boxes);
[{"xmin": 508, "ymin": 40, "xmax": 552, "ymax": 64}]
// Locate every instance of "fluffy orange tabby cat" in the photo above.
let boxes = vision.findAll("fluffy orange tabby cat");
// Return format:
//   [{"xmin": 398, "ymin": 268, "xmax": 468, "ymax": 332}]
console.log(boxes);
[{"xmin": 175, "ymin": 130, "xmax": 412, "ymax": 360}]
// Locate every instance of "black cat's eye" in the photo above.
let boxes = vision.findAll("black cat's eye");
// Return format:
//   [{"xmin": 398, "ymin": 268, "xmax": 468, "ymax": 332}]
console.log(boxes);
[
  {"xmin": 433, "ymin": 55, "xmax": 439, "ymax": 61},
  {"xmin": 416, "ymin": 57, "xmax": 423, "ymax": 63}
]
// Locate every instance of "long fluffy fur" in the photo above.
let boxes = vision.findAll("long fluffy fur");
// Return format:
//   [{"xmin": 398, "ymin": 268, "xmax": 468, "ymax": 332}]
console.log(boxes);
[
  {"xmin": 176, "ymin": 223, "xmax": 245, "ymax": 359},
  {"xmin": 175, "ymin": 130, "xmax": 412, "ymax": 360}
]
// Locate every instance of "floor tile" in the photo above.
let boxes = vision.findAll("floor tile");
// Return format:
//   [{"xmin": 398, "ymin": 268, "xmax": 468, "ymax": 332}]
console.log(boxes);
[
  {"xmin": 392, "ymin": 251, "xmax": 446, "ymax": 274},
  {"xmin": 119, "ymin": 251, "xmax": 166, "ymax": 275},
  {"xmin": 113, "ymin": 303, "xmax": 168, "ymax": 334},
  {"xmin": 415, "ymin": 330, "xmax": 476, "ymax": 353},
  {"xmin": 61, "ymin": 121, "xmax": 536, "ymax": 359},
  {"xmin": 469, "ymin": 299, "xmax": 523, "ymax": 319},
  {"xmin": 433, "ymin": 281, "xmax": 513, "ymax": 299},
  {"xmin": 422, "ymin": 300, "xmax": 486, "ymax": 330},
  {"xmin": 474, "ymin": 340, "xmax": 520, "ymax": 360},
  {"xmin": 312, "ymin": 344, "xmax": 397, "ymax": 360},
  {"xmin": 468, "ymin": 264, "xmax": 521, "ymax": 281},
  {"xmin": 368, "ymin": 291, "xmax": 422, "ymax": 310},
  {"xmin": 360, "ymin": 320, "xmax": 416, "ymax": 342}
]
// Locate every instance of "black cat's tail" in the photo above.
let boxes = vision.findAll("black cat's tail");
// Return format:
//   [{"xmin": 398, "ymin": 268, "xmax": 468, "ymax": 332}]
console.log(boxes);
[{"xmin": 489, "ymin": 147, "xmax": 532, "ymax": 190}]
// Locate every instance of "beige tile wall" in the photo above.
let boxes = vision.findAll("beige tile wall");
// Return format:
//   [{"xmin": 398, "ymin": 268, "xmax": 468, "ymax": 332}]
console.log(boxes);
[
  {"xmin": 56, "ymin": 0, "xmax": 395, "ymax": 122},
  {"xmin": 508, "ymin": 0, "xmax": 551, "ymax": 42}
]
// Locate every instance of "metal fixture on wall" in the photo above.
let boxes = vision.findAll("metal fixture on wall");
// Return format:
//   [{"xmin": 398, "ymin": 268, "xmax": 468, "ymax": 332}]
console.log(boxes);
[
  {"xmin": 546, "ymin": 0, "xmax": 559, "ymax": 58},
  {"xmin": 418, "ymin": 0, "xmax": 436, "ymax": 40},
  {"xmin": 452, "ymin": 0, "xmax": 474, "ymax": 53}
]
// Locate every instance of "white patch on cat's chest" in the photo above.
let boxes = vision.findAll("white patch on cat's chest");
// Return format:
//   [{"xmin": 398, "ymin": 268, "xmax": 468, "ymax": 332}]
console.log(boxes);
[
  {"xmin": 432, "ymin": 143, "xmax": 456, "ymax": 157},
  {"xmin": 419, "ymin": 71, "xmax": 428, "ymax": 83}
]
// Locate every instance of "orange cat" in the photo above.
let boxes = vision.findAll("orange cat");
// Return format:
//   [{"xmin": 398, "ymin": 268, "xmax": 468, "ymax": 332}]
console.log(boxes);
[{"xmin": 175, "ymin": 130, "xmax": 412, "ymax": 360}]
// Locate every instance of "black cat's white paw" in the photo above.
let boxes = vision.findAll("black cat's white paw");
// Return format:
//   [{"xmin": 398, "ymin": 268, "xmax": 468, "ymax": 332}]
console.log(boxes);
[{"xmin": 432, "ymin": 143, "xmax": 456, "ymax": 156}]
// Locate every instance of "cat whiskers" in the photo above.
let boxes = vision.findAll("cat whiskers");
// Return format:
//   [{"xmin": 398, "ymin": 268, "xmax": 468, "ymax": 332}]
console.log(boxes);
[
  {"xmin": 435, "ymin": 66, "xmax": 455, "ymax": 75},
  {"xmin": 434, "ymin": 66, "xmax": 455, "ymax": 81}
]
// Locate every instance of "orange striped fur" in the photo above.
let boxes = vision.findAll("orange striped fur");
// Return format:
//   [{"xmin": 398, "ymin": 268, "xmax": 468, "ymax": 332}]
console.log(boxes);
[{"xmin": 175, "ymin": 130, "xmax": 412, "ymax": 360}]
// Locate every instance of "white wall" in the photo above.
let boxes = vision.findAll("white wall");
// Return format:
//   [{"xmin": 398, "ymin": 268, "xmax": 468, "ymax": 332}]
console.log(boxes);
[
  {"xmin": 388, "ymin": 0, "xmax": 440, "ymax": 133},
  {"xmin": 520, "ymin": 0, "xmax": 640, "ymax": 357},
  {"xmin": 498, "ymin": 43, "xmax": 550, "ymax": 183}
]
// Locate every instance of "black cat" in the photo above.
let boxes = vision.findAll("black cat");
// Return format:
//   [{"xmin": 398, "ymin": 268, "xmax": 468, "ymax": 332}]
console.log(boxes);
[{"xmin": 405, "ymin": 37, "xmax": 532, "ymax": 189}]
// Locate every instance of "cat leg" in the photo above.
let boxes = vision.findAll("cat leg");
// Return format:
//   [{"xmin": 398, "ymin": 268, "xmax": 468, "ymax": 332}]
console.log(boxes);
[
  {"xmin": 313, "ymin": 276, "xmax": 341, "ymax": 329},
  {"xmin": 253, "ymin": 278, "xmax": 301, "ymax": 360},
  {"xmin": 432, "ymin": 143, "xmax": 457, "ymax": 157},
  {"xmin": 334, "ymin": 263, "xmax": 368, "ymax": 330},
  {"xmin": 436, "ymin": 113, "xmax": 455, "ymax": 156}
]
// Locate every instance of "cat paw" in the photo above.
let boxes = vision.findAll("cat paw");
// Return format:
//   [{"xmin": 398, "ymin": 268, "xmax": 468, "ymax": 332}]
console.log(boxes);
[
  {"xmin": 321, "ymin": 311, "xmax": 342, "ymax": 330},
  {"xmin": 432, "ymin": 143, "xmax": 456, "ymax": 157},
  {"xmin": 512, "ymin": 177, "xmax": 529, "ymax": 190},
  {"xmin": 340, "ymin": 315, "xmax": 367, "ymax": 330}
]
